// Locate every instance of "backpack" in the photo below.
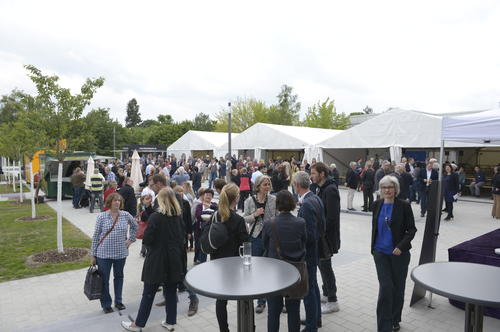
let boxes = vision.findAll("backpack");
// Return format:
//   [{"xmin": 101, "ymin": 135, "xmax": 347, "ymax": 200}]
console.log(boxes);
[{"xmin": 200, "ymin": 211, "xmax": 229, "ymax": 254}]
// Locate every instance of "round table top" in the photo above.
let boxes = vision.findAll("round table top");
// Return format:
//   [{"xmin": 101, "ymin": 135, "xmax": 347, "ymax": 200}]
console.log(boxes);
[
  {"xmin": 411, "ymin": 262, "xmax": 500, "ymax": 307},
  {"xmin": 185, "ymin": 256, "xmax": 301, "ymax": 300}
]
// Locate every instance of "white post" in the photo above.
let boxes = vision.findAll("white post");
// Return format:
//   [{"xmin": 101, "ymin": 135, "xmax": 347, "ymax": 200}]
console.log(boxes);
[
  {"xmin": 19, "ymin": 160, "xmax": 23, "ymax": 203},
  {"xmin": 12, "ymin": 160, "xmax": 16, "ymax": 192},
  {"xmin": 30, "ymin": 161, "xmax": 36, "ymax": 218},
  {"xmin": 56, "ymin": 161, "xmax": 64, "ymax": 253}
]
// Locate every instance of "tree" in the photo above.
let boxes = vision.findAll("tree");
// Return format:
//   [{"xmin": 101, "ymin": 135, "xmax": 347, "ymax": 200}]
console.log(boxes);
[
  {"xmin": 24, "ymin": 64, "xmax": 104, "ymax": 253},
  {"xmin": 192, "ymin": 112, "xmax": 216, "ymax": 131},
  {"xmin": 214, "ymin": 97, "xmax": 269, "ymax": 132},
  {"xmin": 82, "ymin": 108, "xmax": 127, "ymax": 155},
  {"xmin": 157, "ymin": 114, "xmax": 173, "ymax": 125},
  {"xmin": 125, "ymin": 98, "xmax": 141, "ymax": 128},
  {"xmin": 140, "ymin": 119, "xmax": 160, "ymax": 127},
  {"xmin": 303, "ymin": 98, "xmax": 351, "ymax": 130},
  {"xmin": 268, "ymin": 84, "xmax": 301, "ymax": 125},
  {"xmin": 0, "ymin": 89, "xmax": 30, "ymax": 124},
  {"xmin": 146, "ymin": 121, "xmax": 194, "ymax": 146},
  {"xmin": 363, "ymin": 106, "xmax": 373, "ymax": 114}
]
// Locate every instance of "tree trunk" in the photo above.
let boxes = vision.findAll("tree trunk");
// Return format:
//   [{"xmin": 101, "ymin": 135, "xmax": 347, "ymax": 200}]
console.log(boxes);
[
  {"xmin": 19, "ymin": 160, "xmax": 23, "ymax": 203},
  {"xmin": 30, "ymin": 161, "xmax": 36, "ymax": 218},
  {"xmin": 57, "ymin": 162, "xmax": 64, "ymax": 253}
]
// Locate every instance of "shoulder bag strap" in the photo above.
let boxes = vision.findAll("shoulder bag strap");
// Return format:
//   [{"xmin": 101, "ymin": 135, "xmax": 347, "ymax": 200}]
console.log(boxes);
[
  {"xmin": 271, "ymin": 221, "xmax": 282, "ymax": 258},
  {"xmin": 249, "ymin": 195, "xmax": 259, "ymax": 236},
  {"xmin": 97, "ymin": 213, "xmax": 120, "ymax": 249}
]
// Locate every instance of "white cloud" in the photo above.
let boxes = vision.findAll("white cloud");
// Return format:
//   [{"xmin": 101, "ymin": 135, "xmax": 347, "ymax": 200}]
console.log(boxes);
[{"xmin": 1, "ymin": 0, "xmax": 500, "ymax": 124}]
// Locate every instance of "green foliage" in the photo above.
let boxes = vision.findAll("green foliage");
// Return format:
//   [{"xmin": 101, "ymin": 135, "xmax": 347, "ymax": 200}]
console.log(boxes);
[
  {"xmin": 0, "ymin": 89, "xmax": 29, "ymax": 124},
  {"xmin": 146, "ymin": 120, "xmax": 194, "ymax": 146},
  {"xmin": 140, "ymin": 119, "xmax": 160, "ymax": 127},
  {"xmin": 125, "ymin": 98, "xmax": 141, "ymax": 128},
  {"xmin": 214, "ymin": 97, "xmax": 270, "ymax": 132},
  {"xmin": 349, "ymin": 111, "xmax": 364, "ymax": 116},
  {"xmin": 79, "ymin": 108, "xmax": 127, "ymax": 155},
  {"xmin": 23, "ymin": 65, "xmax": 105, "ymax": 161},
  {"xmin": 157, "ymin": 114, "xmax": 173, "ymax": 125},
  {"xmin": 0, "ymin": 201, "xmax": 91, "ymax": 282},
  {"xmin": 192, "ymin": 112, "xmax": 216, "ymax": 131},
  {"xmin": 270, "ymin": 84, "xmax": 301, "ymax": 125},
  {"xmin": 303, "ymin": 98, "xmax": 350, "ymax": 130},
  {"xmin": 363, "ymin": 106, "xmax": 373, "ymax": 114}
]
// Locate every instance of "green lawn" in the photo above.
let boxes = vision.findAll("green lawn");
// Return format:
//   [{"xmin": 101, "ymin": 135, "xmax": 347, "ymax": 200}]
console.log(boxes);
[
  {"xmin": 0, "ymin": 201, "xmax": 91, "ymax": 282},
  {"xmin": 0, "ymin": 183, "xmax": 31, "ymax": 194}
]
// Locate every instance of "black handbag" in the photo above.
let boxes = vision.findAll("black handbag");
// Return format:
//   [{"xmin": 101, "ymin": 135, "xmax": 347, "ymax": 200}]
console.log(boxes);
[
  {"xmin": 84, "ymin": 215, "xmax": 119, "ymax": 300},
  {"xmin": 271, "ymin": 222, "xmax": 309, "ymax": 299},
  {"xmin": 84, "ymin": 265, "xmax": 103, "ymax": 300}
]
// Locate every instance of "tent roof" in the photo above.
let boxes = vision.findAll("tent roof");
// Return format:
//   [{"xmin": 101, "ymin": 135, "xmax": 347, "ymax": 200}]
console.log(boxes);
[
  {"xmin": 319, "ymin": 108, "xmax": 499, "ymax": 149},
  {"xmin": 442, "ymin": 108, "xmax": 500, "ymax": 143},
  {"xmin": 221, "ymin": 123, "xmax": 342, "ymax": 150},
  {"xmin": 168, "ymin": 130, "xmax": 238, "ymax": 152}
]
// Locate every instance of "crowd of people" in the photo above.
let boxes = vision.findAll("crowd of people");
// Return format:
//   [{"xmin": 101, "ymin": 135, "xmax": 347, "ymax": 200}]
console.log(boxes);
[{"xmin": 71, "ymin": 152, "xmax": 500, "ymax": 332}]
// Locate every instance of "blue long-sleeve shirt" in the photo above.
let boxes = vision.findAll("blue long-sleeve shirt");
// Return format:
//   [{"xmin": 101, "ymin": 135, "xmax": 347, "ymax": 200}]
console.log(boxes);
[{"xmin": 474, "ymin": 171, "xmax": 486, "ymax": 183}]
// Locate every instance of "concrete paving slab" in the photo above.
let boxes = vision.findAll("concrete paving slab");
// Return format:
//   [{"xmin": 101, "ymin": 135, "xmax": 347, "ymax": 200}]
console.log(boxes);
[{"xmin": 1, "ymin": 184, "xmax": 499, "ymax": 331}]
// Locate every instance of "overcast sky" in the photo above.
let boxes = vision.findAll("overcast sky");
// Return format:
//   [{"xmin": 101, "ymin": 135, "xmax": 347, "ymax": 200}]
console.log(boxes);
[{"xmin": 1, "ymin": 0, "xmax": 500, "ymax": 124}]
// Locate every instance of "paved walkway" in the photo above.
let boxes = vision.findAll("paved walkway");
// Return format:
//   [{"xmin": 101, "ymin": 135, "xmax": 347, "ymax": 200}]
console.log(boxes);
[{"xmin": 1, "ymin": 188, "xmax": 500, "ymax": 331}]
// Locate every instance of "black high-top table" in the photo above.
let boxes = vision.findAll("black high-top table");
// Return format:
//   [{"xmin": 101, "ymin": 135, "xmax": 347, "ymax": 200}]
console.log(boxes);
[
  {"xmin": 411, "ymin": 262, "xmax": 500, "ymax": 332},
  {"xmin": 185, "ymin": 256, "xmax": 300, "ymax": 332}
]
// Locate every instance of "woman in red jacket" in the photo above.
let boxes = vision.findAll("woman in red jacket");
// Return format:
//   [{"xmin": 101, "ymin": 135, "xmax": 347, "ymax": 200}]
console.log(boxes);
[{"xmin": 238, "ymin": 167, "xmax": 251, "ymax": 210}]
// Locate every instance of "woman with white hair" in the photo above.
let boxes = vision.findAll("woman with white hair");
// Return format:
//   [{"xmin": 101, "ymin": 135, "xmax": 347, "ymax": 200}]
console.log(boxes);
[
  {"xmin": 371, "ymin": 175, "xmax": 417, "ymax": 332},
  {"xmin": 172, "ymin": 166, "xmax": 189, "ymax": 185}
]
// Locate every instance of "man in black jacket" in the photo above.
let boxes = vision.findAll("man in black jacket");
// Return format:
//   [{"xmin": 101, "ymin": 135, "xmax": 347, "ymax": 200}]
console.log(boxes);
[
  {"xmin": 295, "ymin": 171, "xmax": 325, "ymax": 331},
  {"xmin": 310, "ymin": 162, "xmax": 341, "ymax": 314},
  {"xmin": 418, "ymin": 161, "xmax": 438, "ymax": 217},
  {"xmin": 345, "ymin": 161, "xmax": 360, "ymax": 211},
  {"xmin": 118, "ymin": 178, "xmax": 137, "ymax": 217}
]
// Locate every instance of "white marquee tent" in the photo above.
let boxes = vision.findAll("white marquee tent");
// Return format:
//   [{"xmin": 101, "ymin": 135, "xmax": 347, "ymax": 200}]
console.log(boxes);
[
  {"xmin": 442, "ymin": 108, "xmax": 500, "ymax": 144},
  {"xmin": 318, "ymin": 108, "xmax": 498, "ymax": 172},
  {"xmin": 167, "ymin": 130, "xmax": 238, "ymax": 159},
  {"xmin": 218, "ymin": 123, "xmax": 343, "ymax": 161}
]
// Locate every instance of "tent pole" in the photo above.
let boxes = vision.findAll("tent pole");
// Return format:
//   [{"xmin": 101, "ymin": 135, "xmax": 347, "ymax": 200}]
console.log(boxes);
[{"xmin": 428, "ymin": 140, "xmax": 445, "ymax": 308}]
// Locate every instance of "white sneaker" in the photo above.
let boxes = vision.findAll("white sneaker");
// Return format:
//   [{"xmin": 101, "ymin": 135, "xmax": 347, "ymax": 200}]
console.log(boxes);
[
  {"xmin": 121, "ymin": 321, "xmax": 142, "ymax": 332},
  {"xmin": 321, "ymin": 301, "xmax": 340, "ymax": 314},
  {"xmin": 320, "ymin": 295, "xmax": 328, "ymax": 303},
  {"xmin": 161, "ymin": 321, "xmax": 175, "ymax": 331}
]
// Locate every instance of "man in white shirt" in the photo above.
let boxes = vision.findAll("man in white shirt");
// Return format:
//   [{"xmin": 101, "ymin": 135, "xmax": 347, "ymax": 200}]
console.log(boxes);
[
  {"xmin": 141, "ymin": 177, "xmax": 156, "ymax": 202},
  {"xmin": 145, "ymin": 162, "xmax": 155, "ymax": 177},
  {"xmin": 251, "ymin": 165, "xmax": 267, "ymax": 184}
]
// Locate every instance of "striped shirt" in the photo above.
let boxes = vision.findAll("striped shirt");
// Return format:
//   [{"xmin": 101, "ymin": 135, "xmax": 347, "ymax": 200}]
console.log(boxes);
[
  {"xmin": 90, "ymin": 173, "xmax": 104, "ymax": 192},
  {"xmin": 91, "ymin": 211, "xmax": 137, "ymax": 259}
]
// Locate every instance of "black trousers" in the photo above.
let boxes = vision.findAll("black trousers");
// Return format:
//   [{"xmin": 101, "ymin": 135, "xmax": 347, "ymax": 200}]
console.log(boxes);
[
  {"xmin": 363, "ymin": 188, "xmax": 374, "ymax": 211},
  {"xmin": 216, "ymin": 299, "xmax": 230, "ymax": 332},
  {"xmin": 445, "ymin": 201, "xmax": 454, "ymax": 218},
  {"xmin": 373, "ymin": 250, "xmax": 410, "ymax": 332}
]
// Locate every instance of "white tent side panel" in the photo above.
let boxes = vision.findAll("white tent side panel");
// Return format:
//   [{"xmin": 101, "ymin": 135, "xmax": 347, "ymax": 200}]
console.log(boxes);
[{"xmin": 442, "ymin": 109, "xmax": 500, "ymax": 143}]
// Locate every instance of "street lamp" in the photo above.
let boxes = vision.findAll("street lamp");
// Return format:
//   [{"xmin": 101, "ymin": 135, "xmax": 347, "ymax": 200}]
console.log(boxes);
[{"xmin": 228, "ymin": 102, "xmax": 232, "ymax": 160}]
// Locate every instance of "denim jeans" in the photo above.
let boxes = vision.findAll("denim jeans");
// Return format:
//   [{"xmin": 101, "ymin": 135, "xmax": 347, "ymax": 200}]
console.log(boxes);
[
  {"xmin": 318, "ymin": 257, "xmax": 337, "ymax": 302},
  {"xmin": 303, "ymin": 260, "xmax": 321, "ymax": 332},
  {"xmin": 96, "ymin": 257, "xmax": 126, "ymax": 308},
  {"xmin": 72, "ymin": 186, "xmax": 83, "ymax": 208},
  {"xmin": 250, "ymin": 236, "xmax": 266, "ymax": 306},
  {"xmin": 90, "ymin": 190, "xmax": 103, "ymax": 213},
  {"xmin": 209, "ymin": 171, "xmax": 217, "ymax": 188},
  {"xmin": 135, "ymin": 282, "xmax": 178, "ymax": 327},
  {"xmin": 267, "ymin": 296, "xmax": 300, "ymax": 332},
  {"xmin": 373, "ymin": 251, "xmax": 410, "ymax": 332}
]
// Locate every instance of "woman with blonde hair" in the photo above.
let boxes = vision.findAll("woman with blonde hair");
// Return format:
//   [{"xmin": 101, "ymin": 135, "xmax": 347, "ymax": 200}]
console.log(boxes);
[
  {"xmin": 121, "ymin": 187, "xmax": 185, "ymax": 332},
  {"xmin": 211, "ymin": 183, "xmax": 249, "ymax": 332},
  {"xmin": 243, "ymin": 175, "xmax": 277, "ymax": 314}
]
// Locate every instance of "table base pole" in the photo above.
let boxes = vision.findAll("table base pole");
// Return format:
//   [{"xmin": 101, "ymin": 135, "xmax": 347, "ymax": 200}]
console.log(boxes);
[
  {"xmin": 465, "ymin": 303, "xmax": 484, "ymax": 332},
  {"xmin": 237, "ymin": 299, "xmax": 255, "ymax": 332}
]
